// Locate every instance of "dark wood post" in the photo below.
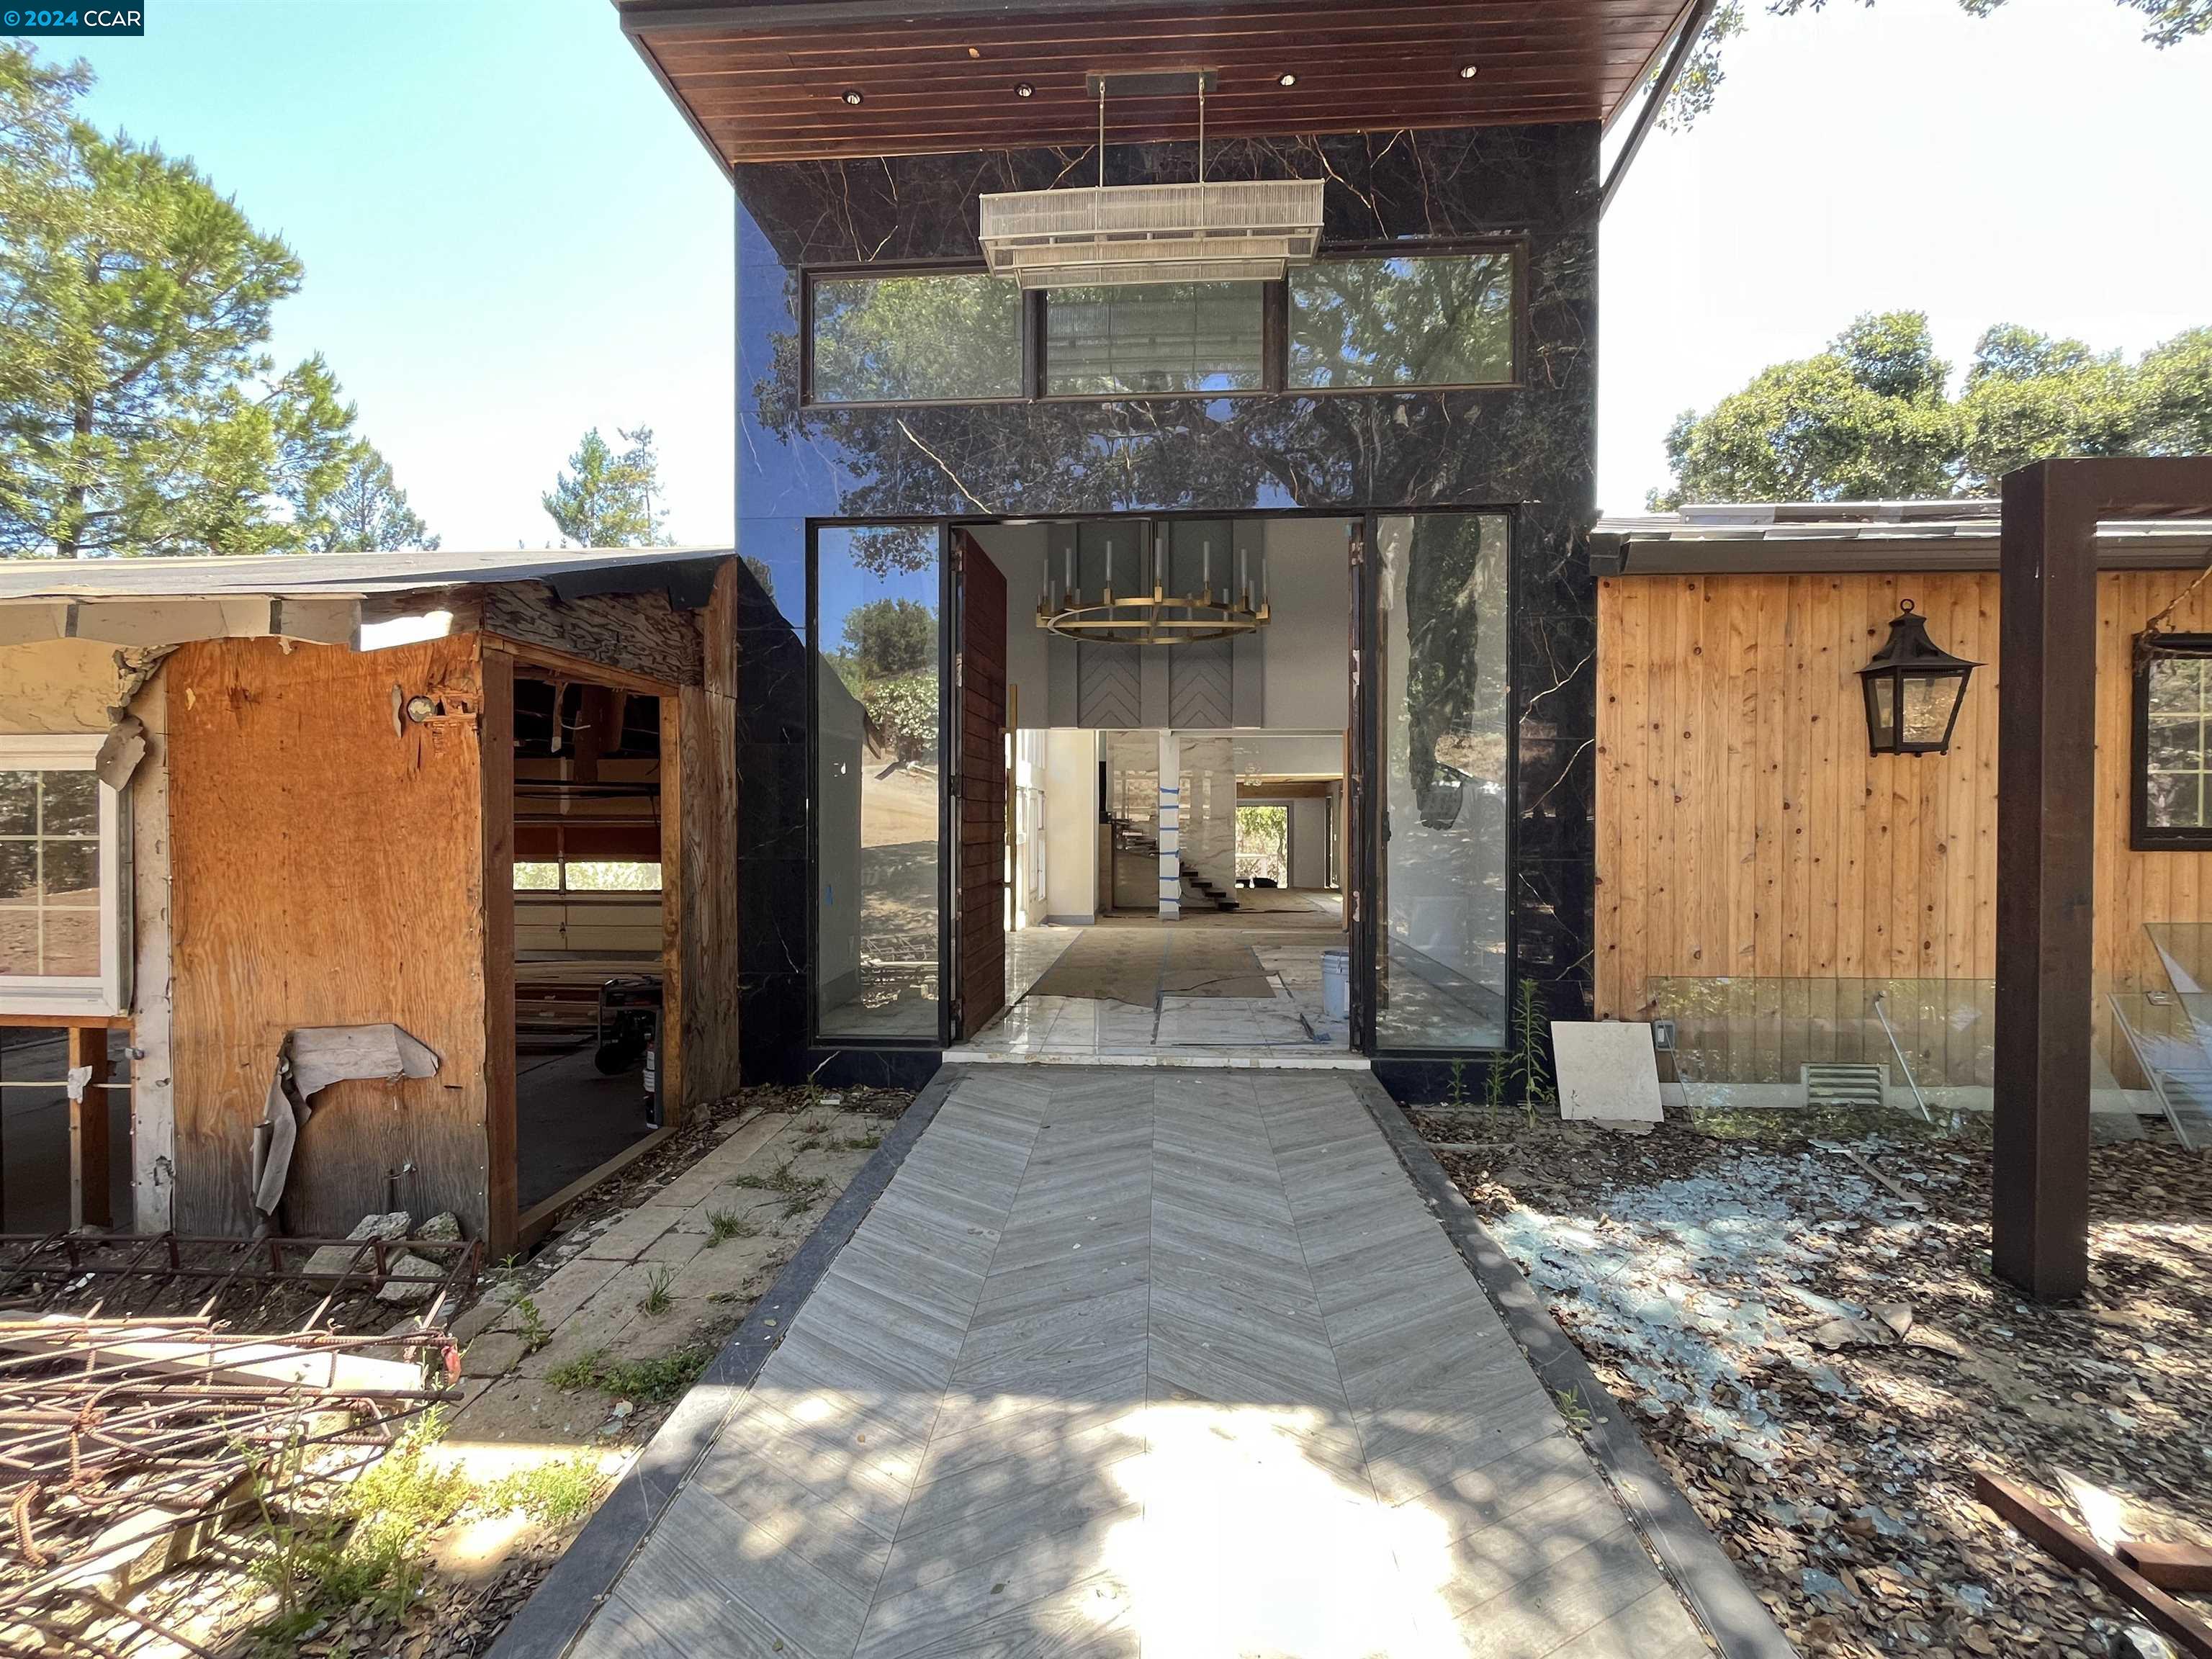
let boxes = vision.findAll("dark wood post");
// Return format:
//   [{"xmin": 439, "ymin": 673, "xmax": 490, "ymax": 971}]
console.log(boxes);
[
  {"xmin": 68, "ymin": 1025, "xmax": 113, "ymax": 1231},
  {"xmin": 1995, "ymin": 458, "xmax": 2212, "ymax": 1300}
]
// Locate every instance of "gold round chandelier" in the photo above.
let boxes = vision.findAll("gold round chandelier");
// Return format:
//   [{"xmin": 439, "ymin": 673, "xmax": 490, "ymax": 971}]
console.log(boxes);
[
  {"xmin": 1035, "ymin": 529, "xmax": 1270, "ymax": 647},
  {"xmin": 1037, "ymin": 583, "xmax": 1269, "ymax": 647}
]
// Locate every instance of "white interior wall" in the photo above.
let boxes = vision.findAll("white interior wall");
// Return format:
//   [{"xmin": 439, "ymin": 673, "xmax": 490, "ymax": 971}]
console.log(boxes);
[
  {"xmin": 1262, "ymin": 518, "xmax": 1352, "ymax": 730},
  {"xmin": 1231, "ymin": 732, "xmax": 1345, "ymax": 778},
  {"xmin": 968, "ymin": 523, "xmax": 1053, "ymax": 727},
  {"xmin": 1290, "ymin": 797, "xmax": 1330, "ymax": 889},
  {"xmin": 1040, "ymin": 727, "xmax": 1098, "ymax": 924}
]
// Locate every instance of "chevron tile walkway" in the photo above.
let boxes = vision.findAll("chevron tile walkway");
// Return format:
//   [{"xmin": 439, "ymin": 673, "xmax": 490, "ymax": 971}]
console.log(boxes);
[{"xmin": 565, "ymin": 1067, "xmax": 1710, "ymax": 1659}]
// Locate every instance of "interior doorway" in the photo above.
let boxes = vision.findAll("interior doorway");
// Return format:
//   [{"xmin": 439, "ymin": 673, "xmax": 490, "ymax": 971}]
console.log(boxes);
[
  {"xmin": 509, "ymin": 674, "xmax": 668, "ymax": 1213},
  {"xmin": 953, "ymin": 514, "xmax": 1357, "ymax": 1060}
]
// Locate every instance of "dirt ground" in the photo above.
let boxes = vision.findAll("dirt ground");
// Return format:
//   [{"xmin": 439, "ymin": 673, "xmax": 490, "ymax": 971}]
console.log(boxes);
[{"xmin": 1424, "ymin": 1102, "xmax": 2212, "ymax": 1659}]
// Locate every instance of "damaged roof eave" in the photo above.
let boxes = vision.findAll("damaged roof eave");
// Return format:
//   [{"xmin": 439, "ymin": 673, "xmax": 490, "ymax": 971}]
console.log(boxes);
[
  {"xmin": 0, "ymin": 545, "xmax": 731, "ymax": 605},
  {"xmin": 0, "ymin": 547, "xmax": 734, "ymax": 652}
]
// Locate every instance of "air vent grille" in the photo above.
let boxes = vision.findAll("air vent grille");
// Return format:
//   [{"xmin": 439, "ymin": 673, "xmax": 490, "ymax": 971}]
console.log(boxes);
[{"xmin": 1801, "ymin": 1062, "xmax": 1889, "ymax": 1110}]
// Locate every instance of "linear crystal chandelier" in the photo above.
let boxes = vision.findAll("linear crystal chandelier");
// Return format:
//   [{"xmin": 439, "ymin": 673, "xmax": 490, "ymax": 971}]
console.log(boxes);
[
  {"xmin": 979, "ymin": 72, "xmax": 1324, "ymax": 290},
  {"xmin": 1035, "ymin": 524, "xmax": 1269, "ymax": 647}
]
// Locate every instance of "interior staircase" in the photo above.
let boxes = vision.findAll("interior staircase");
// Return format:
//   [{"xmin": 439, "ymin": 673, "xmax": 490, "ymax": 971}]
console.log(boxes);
[{"xmin": 1108, "ymin": 812, "xmax": 1239, "ymax": 912}]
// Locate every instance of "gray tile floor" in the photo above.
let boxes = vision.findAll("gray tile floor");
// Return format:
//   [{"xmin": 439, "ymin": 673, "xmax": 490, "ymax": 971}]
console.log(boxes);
[
  {"xmin": 954, "ymin": 923, "xmax": 1357, "ymax": 1065},
  {"xmin": 568, "ymin": 1068, "xmax": 1709, "ymax": 1659}
]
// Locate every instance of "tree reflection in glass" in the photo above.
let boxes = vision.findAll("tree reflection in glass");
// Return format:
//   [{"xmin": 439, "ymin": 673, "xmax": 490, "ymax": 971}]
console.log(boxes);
[
  {"xmin": 809, "ymin": 274, "xmax": 1024, "ymax": 404},
  {"xmin": 816, "ymin": 523, "xmax": 943, "ymax": 1038},
  {"xmin": 1290, "ymin": 254, "xmax": 1515, "ymax": 390},
  {"xmin": 1375, "ymin": 513, "xmax": 1511, "ymax": 1049}
]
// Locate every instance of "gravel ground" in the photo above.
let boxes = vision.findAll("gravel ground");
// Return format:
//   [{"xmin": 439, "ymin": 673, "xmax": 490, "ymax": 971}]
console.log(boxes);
[{"xmin": 1426, "ymin": 1105, "xmax": 2212, "ymax": 1659}]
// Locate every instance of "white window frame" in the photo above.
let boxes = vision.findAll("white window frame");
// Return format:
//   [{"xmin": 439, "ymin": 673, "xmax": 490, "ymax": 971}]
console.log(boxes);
[{"xmin": 0, "ymin": 734, "xmax": 130, "ymax": 1018}]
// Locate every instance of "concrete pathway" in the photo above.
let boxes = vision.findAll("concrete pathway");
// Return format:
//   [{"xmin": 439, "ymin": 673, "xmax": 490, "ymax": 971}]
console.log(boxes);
[{"xmin": 562, "ymin": 1068, "xmax": 1710, "ymax": 1658}]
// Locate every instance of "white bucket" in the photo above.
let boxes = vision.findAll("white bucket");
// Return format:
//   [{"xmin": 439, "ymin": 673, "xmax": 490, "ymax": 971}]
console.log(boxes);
[{"xmin": 1321, "ymin": 948, "xmax": 1350, "ymax": 1019}]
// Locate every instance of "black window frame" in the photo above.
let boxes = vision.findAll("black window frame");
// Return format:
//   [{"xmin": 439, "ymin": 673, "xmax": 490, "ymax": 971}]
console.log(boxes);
[
  {"xmin": 797, "ymin": 238, "xmax": 1528, "ymax": 408},
  {"xmin": 2132, "ymin": 632, "xmax": 2212, "ymax": 850},
  {"xmin": 1037, "ymin": 276, "xmax": 1276, "ymax": 400}
]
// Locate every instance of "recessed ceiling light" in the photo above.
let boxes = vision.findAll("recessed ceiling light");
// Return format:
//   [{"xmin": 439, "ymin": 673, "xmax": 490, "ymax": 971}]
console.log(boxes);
[
  {"xmin": 1458, "ymin": 63, "xmax": 1479, "ymax": 78},
  {"xmin": 1015, "ymin": 81, "xmax": 1035, "ymax": 97},
  {"xmin": 1277, "ymin": 72, "xmax": 1298, "ymax": 87},
  {"xmin": 841, "ymin": 88, "xmax": 864, "ymax": 105}
]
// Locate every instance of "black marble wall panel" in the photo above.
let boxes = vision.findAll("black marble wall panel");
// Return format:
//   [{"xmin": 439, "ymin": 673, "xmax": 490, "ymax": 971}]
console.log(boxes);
[{"xmin": 729, "ymin": 123, "xmax": 1599, "ymax": 1081}]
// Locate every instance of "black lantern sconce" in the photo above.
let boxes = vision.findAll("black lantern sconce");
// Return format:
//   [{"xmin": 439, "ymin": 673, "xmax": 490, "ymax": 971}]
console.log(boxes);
[{"xmin": 1859, "ymin": 600, "xmax": 1979, "ymax": 756}]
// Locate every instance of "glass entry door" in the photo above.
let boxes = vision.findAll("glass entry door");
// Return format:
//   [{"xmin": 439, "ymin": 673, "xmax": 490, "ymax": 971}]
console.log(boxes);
[
  {"xmin": 1366, "ymin": 512, "xmax": 1513, "ymax": 1051},
  {"xmin": 812, "ymin": 523, "xmax": 945, "ymax": 1043}
]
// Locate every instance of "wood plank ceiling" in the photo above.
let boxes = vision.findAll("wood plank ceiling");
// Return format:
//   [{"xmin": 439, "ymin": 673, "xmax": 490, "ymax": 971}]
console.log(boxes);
[{"xmin": 617, "ymin": 0, "xmax": 1694, "ymax": 166}]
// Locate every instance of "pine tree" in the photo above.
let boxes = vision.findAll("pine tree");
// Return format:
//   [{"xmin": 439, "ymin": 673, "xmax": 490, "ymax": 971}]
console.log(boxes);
[
  {"xmin": 541, "ymin": 426, "xmax": 668, "ymax": 547},
  {"xmin": 0, "ymin": 44, "xmax": 389, "ymax": 557}
]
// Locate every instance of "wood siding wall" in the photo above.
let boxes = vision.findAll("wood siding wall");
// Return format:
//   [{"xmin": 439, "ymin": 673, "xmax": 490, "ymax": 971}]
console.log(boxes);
[
  {"xmin": 169, "ymin": 635, "xmax": 495, "ymax": 1239},
  {"xmin": 1596, "ymin": 570, "xmax": 2212, "ymax": 1024}
]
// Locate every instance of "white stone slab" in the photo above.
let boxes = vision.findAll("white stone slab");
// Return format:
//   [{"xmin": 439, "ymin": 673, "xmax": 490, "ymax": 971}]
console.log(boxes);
[{"xmin": 1552, "ymin": 1020, "xmax": 1664, "ymax": 1122}]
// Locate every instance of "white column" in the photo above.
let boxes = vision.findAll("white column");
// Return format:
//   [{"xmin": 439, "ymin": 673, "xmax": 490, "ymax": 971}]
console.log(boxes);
[{"xmin": 1156, "ymin": 729, "xmax": 1181, "ymax": 919}]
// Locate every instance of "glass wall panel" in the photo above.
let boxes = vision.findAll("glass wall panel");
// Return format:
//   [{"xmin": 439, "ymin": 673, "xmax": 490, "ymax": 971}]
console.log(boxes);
[
  {"xmin": 1105, "ymin": 731, "xmax": 1160, "ymax": 913},
  {"xmin": 809, "ymin": 273, "xmax": 1023, "ymax": 403},
  {"xmin": 816, "ymin": 525, "xmax": 942, "ymax": 1038},
  {"xmin": 1289, "ymin": 253, "xmax": 1515, "ymax": 390},
  {"xmin": 1373, "ymin": 512, "xmax": 1511, "ymax": 1049},
  {"xmin": 1045, "ymin": 282, "xmax": 1264, "ymax": 395}
]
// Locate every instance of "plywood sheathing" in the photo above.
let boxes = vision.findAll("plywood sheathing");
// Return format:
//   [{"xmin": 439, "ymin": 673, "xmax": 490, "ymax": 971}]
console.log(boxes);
[
  {"xmin": 168, "ymin": 634, "xmax": 495, "ymax": 1240},
  {"xmin": 1596, "ymin": 570, "xmax": 2212, "ymax": 1066}
]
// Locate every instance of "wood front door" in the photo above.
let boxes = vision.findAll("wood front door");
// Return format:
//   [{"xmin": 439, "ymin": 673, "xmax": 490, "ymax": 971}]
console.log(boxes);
[
  {"xmin": 953, "ymin": 529, "xmax": 1008, "ymax": 1039},
  {"xmin": 1349, "ymin": 516, "xmax": 1374, "ymax": 1051}
]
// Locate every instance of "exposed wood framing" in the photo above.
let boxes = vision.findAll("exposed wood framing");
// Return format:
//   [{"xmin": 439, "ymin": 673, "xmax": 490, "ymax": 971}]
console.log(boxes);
[
  {"xmin": 481, "ymin": 644, "xmax": 519, "ymax": 1254},
  {"xmin": 660, "ymin": 562, "xmax": 743, "ymax": 1114},
  {"xmin": 68, "ymin": 1026, "xmax": 112, "ymax": 1231},
  {"xmin": 480, "ymin": 583, "xmax": 703, "ymax": 691},
  {"xmin": 130, "ymin": 670, "xmax": 175, "ymax": 1232}
]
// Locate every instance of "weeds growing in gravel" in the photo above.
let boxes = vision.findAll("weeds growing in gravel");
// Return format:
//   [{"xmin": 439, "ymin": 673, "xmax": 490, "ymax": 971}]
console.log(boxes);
[
  {"xmin": 492, "ymin": 1455, "xmax": 607, "ymax": 1527},
  {"xmin": 706, "ymin": 1208, "xmax": 758, "ymax": 1246},
  {"xmin": 247, "ymin": 1413, "xmax": 465, "ymax": 1651},
  {"xmin": 546, "ymin": 1346, "xmax": 709, "ymax": 1403}
]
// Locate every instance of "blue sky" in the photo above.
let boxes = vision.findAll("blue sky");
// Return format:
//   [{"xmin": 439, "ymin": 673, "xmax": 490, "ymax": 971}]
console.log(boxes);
[{"xmin": 50, "ymin": 0, "xmax": 2212, "ymax": 545}]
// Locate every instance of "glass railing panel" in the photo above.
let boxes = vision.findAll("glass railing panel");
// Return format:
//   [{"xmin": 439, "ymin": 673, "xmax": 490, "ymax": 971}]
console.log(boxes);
[
  {"xmin": 1644, "ymin": 976, "xmax": 2000, "ymax": 1118},
  {"xmin": 2108, "ymin": 989, "xmax": 2212, "ymax": 1151}
]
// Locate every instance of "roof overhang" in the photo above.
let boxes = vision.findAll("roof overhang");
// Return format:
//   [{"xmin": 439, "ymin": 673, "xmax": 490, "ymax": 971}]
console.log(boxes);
[
  {"xmin": 1591, "ymin": 502, "xmax": 2212, "ymax": 576},
  {"xmin": 614, "ymin": 0, "xmax": 1704, "ymax": 170},
  {"xmin": 0, "ymin": 548, "xmax": 734, "ymax": 652}
]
